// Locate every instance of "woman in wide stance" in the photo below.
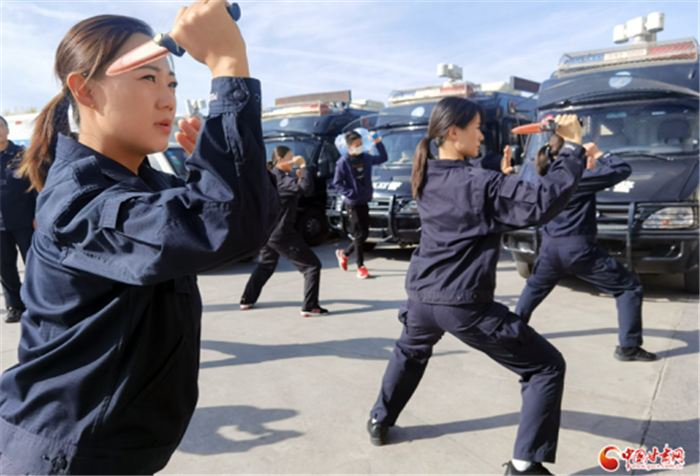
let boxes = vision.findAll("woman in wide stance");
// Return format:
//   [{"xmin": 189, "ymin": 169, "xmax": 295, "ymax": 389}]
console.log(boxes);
[
  {"xmin": 367, "ymin": 97, "xmax": 586, "ymax": 475},
  {"xmin": 0, "ymin": 2, "xmax": 277, "ymax": 474}
]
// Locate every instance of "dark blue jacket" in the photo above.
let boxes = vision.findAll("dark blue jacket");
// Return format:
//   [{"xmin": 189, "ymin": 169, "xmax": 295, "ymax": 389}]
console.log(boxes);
[
  {"xmin": 543, "ymin": 153, "xmax": 630, "ymax": 239},
  {"xmin": 0, "ymin": 140, "xmax": 36, "ymax": 230},
  {"xmin": 269, "ymin": 166, "xmax": 313, "ymax": 242},
  {"xmin": 332, "ymin": 142, "xmax": 388, "ymax": 205},
  {"xmin": 0, "ymin": 77, "xmax": 278, "ymax": 475},
  {"xmin": 406, "ymin": 143, "xmax": 586, "ymax": 305}
]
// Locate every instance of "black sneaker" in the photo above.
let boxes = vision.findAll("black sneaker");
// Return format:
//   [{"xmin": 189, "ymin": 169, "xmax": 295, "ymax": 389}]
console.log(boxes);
[
  {"xmin": 300, "ymin": 307, "xmax": 329, "ymax": 318},
  {"xmin": 367, "ymin": 418, "xmax": 389, "ymax": 446},
  {"xmin": 503, "ymin": 461, "xmax": 553, "ymax": 475},
  {"xmin": 4, "ymin": 307, "xmax": 23, "ymax": 323},
  {"xmin": 614, "ymin": 346, "xmax": 657, "ymax": 362}
]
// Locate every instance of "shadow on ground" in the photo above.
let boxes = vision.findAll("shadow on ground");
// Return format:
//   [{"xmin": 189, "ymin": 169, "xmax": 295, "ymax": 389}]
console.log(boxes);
[
  {"xmin": 389, "ymin": 411, "xmax": 698, "ymax": 475},
  {"xmin": 539, "ymin": 327, "xmax": 699, "ymax": 359},
  {"xmin": 177, "ymin": 405, "xmax": 302, "ymax": 455},
  {"xmin": 204, "ymin": 298, "xmax": 407, "ymax": 315},
  {"xmin": 199, "ymin": 337, "xmax": 466, "ymax": 369}
]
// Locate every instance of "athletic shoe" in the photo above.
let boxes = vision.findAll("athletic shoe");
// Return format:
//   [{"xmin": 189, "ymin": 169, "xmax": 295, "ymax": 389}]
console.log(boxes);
[
  {"xmin": 336, "ymin": 249, "xmax": 348, "ymax": 271},
  {"xmin": 614, "ymin": 346, "xmax": 657, "ymax": 362},
  {"xmin": 4, "ymin": 307, "xmax": 23, "ymax": 323},
  {"xmin": 503, "ymin": 461, "xmax": 553, "ymax": 475},
  {"xmin": 301, "ymin": 307, "xmax": 330, "ymax": 318},
  {"xmin": 240, "ymin": 299, "xmax": 254, "ymax": 310},
  {"xmin": 357, "ymin": 266, "xmax": 370, "ymax": 279},
  {"xmin": 367, "ymin": 418, "xmax": 389, "ymax": 446}
]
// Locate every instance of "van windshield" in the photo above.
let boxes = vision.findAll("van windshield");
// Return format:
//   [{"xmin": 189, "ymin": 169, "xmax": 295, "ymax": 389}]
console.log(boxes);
[
  {"xmin": 526, "ymin": 102, "xmax": 699, "ymax": 160},
  {"xmin": 376, "ymin": 129, "xmax": 427, "ymax": 167}
]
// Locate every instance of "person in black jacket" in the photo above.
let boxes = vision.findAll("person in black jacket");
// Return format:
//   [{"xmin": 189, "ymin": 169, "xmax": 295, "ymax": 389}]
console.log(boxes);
[
  {"xmin": 515, "ymin": 134, "xmax": 656, "ymax": 362},
  {"xmin": 240, "ymin": 146, "xmax": 327, "ymax": 317},
  {"xmin": 0, "ymin": 116, "xmax": 36, "ymax": 323},
  {"xmin": 0, "ymin": 3, "xmax": 278, "ymax": 474},
  {"xmin": 367, "ymin": 97, "xmax": 587, "ymax": 476}
]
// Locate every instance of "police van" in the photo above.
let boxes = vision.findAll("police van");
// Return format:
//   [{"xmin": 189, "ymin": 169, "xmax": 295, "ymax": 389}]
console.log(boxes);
[
  {"xmin": 326, "ymin": 65, "xmax": 538, "ymax": 248},
  {"xmin": 502, "ymin": 20, "xmax": 699, "ymax": 293},
  {"xmin": 262, "ymin": 91, "xmax": 383, "ymax": 246}
]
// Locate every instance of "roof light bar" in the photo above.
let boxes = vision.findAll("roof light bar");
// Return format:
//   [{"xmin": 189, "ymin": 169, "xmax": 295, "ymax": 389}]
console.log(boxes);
[
  {"xmin": 388, "ymin": 81, "xmax": 476, "ymax": 105},
  {"xmin": 558, "ymin": 37, "xmax": 698, "ymax": 74}
]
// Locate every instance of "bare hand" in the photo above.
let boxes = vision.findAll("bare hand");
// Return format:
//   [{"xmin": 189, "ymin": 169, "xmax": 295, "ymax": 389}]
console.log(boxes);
[
  {"xmin": 501, "ymin": 145, "xmax": 514, "ymax": 175},
  {"xmin": 292, "ymin": 155, "xmax": 306, "ymax": 168},
  {"xmin": 370, "ymin": 131, "xmax": 381, "ymax": 144},
  {"xmin": 296, "ymin": 169, "xmax": 302, "ymax": 179},
  {"xmin": 583, "ymin": 142, "xmax": 604, "ymax": 160},
  {"xmin": 586, "ymin": 156, "xmax": 597, "ymax": 170},
  {"xmin": 169, "ymin": 0, "xmax": 249, "ymax": 78},
  {"xmin": 175, "ymin": 116, "xmax": 203, "ymax": 155},
  {"xmin": 554, "ymin": 114, "xmax": 582, "ymax": 145}
]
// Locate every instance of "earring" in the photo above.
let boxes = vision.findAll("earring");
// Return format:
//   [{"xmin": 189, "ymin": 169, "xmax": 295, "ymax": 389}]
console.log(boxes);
[{"xmin": 90, "ymin": 104, "xmax": 95, "ymax": 109}]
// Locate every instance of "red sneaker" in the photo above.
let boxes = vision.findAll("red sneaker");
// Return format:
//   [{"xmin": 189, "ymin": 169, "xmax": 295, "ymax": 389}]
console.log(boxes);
[
  {"xmin": 357, "ymin": 266, "xmax": 370, "ymax": 279},
  {"xmin": 336, "ymin": 249, "xmax": 348, "ymax": 271},
  {"xmin": 301, "ymin": 308, "xmax": 330, "ymax": 318}
]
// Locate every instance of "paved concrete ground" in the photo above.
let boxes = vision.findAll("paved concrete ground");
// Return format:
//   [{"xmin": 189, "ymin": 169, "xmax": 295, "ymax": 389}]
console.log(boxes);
[{"xmin": 1, "ymin": 239, "xmax": 697, "ymax": 475}]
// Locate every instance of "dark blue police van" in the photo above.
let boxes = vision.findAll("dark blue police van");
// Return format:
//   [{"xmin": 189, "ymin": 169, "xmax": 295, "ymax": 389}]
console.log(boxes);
[
  {"xmin": 262, "ymin": 91, "xmax": 382, "ymax": 246},
  {"xmin": 502, "ymin": 37, "xmax": 700, "ymax": 293},
  {"xmin": 326, "ymin": 67, "xmax": 538, "ymax": 248}
]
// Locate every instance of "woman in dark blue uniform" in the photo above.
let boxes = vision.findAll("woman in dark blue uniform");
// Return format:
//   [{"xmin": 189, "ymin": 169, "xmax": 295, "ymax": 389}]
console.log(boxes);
[
  {"xmin": 240, "ymin": 146, "xmax": 328, "ymax": 317},
  {"xmin": 0, "ymin": 3, "xmax": 277, "ymax": 474},
  {"xmin": 367, "ymin": 97, "xmax": 587, "ymax": 475},
  {"xmin": 515, "ymin": 135, "xmax": 656, "ymax": 362},
  {"xmin": 0, "ymin": 116, "xmax": 36, "ymax": 323}
]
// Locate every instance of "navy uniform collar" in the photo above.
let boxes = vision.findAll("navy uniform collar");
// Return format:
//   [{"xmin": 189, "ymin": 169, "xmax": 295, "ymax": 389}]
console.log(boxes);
[
  {"xmin": 1, "ymin": 140, "xmax": 22, "ymax": 157},
  {"xmin": 55, "ymin": 133, "xmax": 153, "ymax": 184},
  {"xmin": 427, "ymin": 157, "xmax": 473, "ymax": 169}
]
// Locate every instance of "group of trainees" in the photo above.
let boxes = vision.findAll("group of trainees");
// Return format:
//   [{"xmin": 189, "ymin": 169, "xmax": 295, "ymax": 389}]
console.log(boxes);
[{"xmin": 0, "ymin": 3, "xmax": 655, "ymax": 475}]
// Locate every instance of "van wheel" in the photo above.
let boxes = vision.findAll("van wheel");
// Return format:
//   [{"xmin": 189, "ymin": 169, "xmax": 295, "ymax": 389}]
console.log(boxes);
[
  {"xmin": 515, "ymin": 260, "xmax": 533, "ymax": 279},
  {"xmin": 684, "ymin": 269, "xmax": 699, "ymax": 294},
  {"xmin": 298, "ymin": 208, "xmax": 328, "ymax": 247}
]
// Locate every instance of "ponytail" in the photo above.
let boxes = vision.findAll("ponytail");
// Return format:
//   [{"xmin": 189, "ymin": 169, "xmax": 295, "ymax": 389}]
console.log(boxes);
[
  {"xmin": 411, "ymin": 137, "xmax": 433, "ymax": 198},
  {"xmin": 18, "ymin": 89, "xmax": 72, "ymax": 192},
  {"xmin": 535, "ymin": 133, "xmax": 565, "ymax": 176}
]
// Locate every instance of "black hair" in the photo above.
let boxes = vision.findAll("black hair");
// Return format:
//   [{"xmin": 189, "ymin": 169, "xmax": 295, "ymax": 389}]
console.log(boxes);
[
  {"xmin": 535, "ymin": 134, "xmax": 564, "ymax": 176},
  {"xmin": 411, "ymin": 96, "xmax": 484, "ymax": 198},
  {"xmin": 0, "ymin": 116, "xmax": 8, "ymax": 128},
  {"xmin": 345, "ymin": 131, "xmax": 362, "ymax": 145},
  {"xmin": 268, "ymin": 145, "xmax": 291, "ymax": 171}
]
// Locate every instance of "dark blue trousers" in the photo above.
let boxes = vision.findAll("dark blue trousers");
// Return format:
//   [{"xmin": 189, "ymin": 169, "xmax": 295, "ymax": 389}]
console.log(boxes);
[
  {"xmin": 0, "ymin": 227, "xmax": 33, "ymax": 310},
  {"xmin": 242, "ymin": 233, "xmax": 322, "ymax": 311},
  {"xmin": 515, "ymin": 237, "xmax": 643, "ymax": 347},
  {"xmin": 371, "ymin": 299, "xmax": 566, "ymax": 463}
]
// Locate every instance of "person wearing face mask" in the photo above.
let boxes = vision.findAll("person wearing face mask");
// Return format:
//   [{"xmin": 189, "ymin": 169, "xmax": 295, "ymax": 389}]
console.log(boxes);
[
  {"xmin": 0, "ymin": 116, "xmax": 36, "ymax": 324},
  {"xmin": 366, "ymin": 97, "xmax": 588, "ymax": 475},
  {"xmin": 333, "ymin": 130, "xmax": 387, "ymax": 279},
  {"xmin": 240, "ymin": 146, "xmax": 328, "ymax": 317}
]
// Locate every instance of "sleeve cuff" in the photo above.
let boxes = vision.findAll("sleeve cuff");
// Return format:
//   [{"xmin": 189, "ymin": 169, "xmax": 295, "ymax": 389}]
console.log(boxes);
[{"xmin": 208, "ymin": 77, "xmax": 262, "ymax": 117}]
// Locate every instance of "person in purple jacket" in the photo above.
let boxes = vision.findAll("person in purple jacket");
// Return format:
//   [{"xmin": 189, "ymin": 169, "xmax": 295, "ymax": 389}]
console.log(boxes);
[
  {"xmin": 515, "ymin": 134, "xmax": 656, "ymax": 362},
  {"xmin": 367, "ymin": 97, "xmax": 587, "ymax": 475},
  {"xmin": 333, "ymin": 130, "xmax": 387, "ymax": 279}
]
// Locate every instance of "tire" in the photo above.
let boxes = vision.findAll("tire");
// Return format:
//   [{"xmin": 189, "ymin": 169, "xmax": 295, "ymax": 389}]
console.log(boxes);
[
  {"xmin": 515, "ymin": 260, "xmax": 533, "ymax": 279},
  {"xmin": 684, "ymin": 269, "xmax": 699, "ymax": 294},
  {"xmin": 298, "ymin": 207, "xmax": 328, "ymax": 247}
]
